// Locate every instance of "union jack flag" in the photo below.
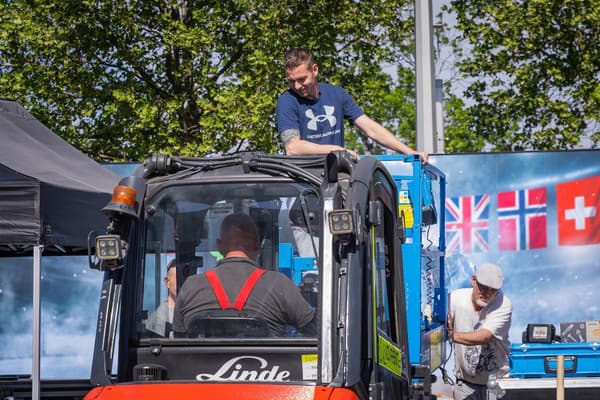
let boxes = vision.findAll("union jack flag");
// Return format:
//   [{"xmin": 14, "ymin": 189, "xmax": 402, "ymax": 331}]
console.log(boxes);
[
  {"xmin": 497, "ymin": 187, "xmax": 547, "ymax": 251},
  {"xmin": 445, "ymin": 194, "xmax": 490, "ymax": 253}
]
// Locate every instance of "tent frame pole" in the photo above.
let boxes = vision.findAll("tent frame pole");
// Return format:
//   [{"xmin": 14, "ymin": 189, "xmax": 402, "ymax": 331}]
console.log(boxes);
[{"xmin": 32, "ymin": 245, "xmax": 43, "ymax": 400}]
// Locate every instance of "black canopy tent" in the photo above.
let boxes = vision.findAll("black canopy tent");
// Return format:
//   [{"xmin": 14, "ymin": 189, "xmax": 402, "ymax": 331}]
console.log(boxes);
[
  {"xmin": 0, "ymin": 99, "xmax": 120, "ymax": 399},
  {"xmin": 0, "ymin": 99, "xmax": 120, "ymax": 254}
]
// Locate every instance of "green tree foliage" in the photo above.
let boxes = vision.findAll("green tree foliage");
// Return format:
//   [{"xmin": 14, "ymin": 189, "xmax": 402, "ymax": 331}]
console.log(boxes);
[
  {"xmin": 443, "ymin": 0, "xmax": 600, "ymax": 152},
  {"xmin": 346, "ymin": 65, "xmax": 418, "ymax": 155},
  {"xmin": 0, "ymin": 0, "xmax": 417, "ymax": 161}
]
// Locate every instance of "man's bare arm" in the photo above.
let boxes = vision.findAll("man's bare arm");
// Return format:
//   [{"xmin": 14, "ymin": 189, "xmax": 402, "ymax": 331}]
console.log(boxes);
[
  {"xmin": 354, "ymin": 115, "xmax": 428, "ymax": 164},
  {"xmin": 451, "ymin": 327, "xmax": 495, "ymax": 346},
  {"xmin": 282, "ymin": 128, "xmax": 358, "ymax": 158}
]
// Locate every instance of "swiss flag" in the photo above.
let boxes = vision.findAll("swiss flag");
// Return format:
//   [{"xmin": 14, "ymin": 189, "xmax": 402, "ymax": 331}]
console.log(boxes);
[{"xmin": 556, "ymin": 175, "xmax": 600, "ymax": 245}]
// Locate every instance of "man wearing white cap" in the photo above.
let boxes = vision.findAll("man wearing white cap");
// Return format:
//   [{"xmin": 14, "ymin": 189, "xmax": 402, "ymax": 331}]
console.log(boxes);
[{"xmin": 447, "ymin": 263, "xmax": 512, "ymax": 400}]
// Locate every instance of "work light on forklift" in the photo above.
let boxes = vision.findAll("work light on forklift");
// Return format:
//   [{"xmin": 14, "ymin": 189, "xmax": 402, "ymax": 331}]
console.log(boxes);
[
  {"xmin": 96, "ymin": 235, "xmax": 122, "ymax": 261},
  {"xmin": 328, "ymin": 210, "xmax": 354, "ymax": 235}
]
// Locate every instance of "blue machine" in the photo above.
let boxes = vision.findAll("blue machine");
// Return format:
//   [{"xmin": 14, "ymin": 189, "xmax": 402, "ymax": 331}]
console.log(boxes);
[
  {"xmin": 378, "ymin": 155, "xmax": 448, "ymax": 380},
  {"xmin": 510, "ymin": 342, "xmax": 600, "ymax": 379},
  {"xmin": 278, "ymin": 242, "xmax": 316, "ymax": 284},
  {"xmin": 496, "ymin": 341, "xmax": 600, "ymax": 399}
]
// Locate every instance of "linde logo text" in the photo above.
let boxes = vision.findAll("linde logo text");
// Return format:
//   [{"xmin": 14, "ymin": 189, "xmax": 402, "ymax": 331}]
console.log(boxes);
[{"xmin": 196, "ymin": 355, "xmax": 291, "ymax": 381}]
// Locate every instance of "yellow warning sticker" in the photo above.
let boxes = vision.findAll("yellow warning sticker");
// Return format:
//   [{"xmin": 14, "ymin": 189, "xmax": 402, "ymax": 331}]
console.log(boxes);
[
  {"xmin": 377, "ymin": 335, "xmax": 402, "ymax": 376},
  {"xmin": 301, "ymin": 354, "xmax": 318, "ymax": 380},
  {"xmin": 398, "ymin": 189, "xmax": 414, "ymax": 228},
  {"xmin": 301, "ymin": 354, "xmax": 318, "ymax": 363}
]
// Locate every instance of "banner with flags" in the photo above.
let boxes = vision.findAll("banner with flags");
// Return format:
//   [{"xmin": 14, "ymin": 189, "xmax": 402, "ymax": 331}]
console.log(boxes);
[{"xmin": 433, "ymin": 150, "xmax": 600, "ymax": 344}]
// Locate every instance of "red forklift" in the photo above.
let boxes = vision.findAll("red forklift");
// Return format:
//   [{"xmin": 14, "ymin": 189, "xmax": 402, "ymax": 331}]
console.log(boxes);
[{"xmin": 86, "ymin": 151, "xmax": 446, "ymax": 400}]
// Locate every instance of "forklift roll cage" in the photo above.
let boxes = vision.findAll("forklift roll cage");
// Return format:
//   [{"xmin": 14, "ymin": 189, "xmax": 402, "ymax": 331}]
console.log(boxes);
[{"xmin": 87, "ymin": 152, "xmax": 446, "ymax": 400}]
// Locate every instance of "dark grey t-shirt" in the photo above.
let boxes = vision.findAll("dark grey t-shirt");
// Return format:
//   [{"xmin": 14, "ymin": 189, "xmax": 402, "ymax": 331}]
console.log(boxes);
[{"xmin": 172, "ymin": 257, "xmax": 316, "ymax": 336}]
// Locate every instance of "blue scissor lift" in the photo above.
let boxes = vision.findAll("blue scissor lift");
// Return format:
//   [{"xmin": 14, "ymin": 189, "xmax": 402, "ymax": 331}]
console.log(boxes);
[{"xmin": 378, "ymin": 154, "xmax": 448, "ymax": 390}]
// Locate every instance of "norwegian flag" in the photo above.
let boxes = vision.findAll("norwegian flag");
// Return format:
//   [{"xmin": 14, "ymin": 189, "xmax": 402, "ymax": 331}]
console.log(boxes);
[
  {"xmin": 497, "ymin": 187, "xmax": 547, "ymax": 251},
  {"xmin": 556, "ymin": 175, "xmax": 600, "ymax": 246},
  {"xmin": 445, "ymin": 194, "xmax": 490, "ymax": 253}
]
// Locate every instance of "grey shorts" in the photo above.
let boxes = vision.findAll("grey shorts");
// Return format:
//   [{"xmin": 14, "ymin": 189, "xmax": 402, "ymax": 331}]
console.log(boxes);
[{"xmin": 454, "ymin": 379, "xmax": 493, "ymax": 400}]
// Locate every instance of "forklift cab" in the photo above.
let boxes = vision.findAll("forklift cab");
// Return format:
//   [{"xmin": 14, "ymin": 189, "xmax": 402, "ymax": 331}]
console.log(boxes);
[
  {"xmin": 140, "ymin": 179, "xmax": 320, "ymax": 340},
  {"xmin": 88, "ymin": 152, "xmax": 414, "ymax": 399}
]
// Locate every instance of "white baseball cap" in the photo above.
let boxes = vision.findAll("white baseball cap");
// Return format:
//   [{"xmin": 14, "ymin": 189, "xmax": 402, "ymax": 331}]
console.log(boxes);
[{"xmin": 475, "ymin": 263, "xmax": 503, "ymax": 290}]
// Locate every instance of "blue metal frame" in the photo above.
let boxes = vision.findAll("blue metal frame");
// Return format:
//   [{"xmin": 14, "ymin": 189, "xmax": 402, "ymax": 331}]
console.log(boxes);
[{"xmin": 377, "ymin": 155, "xmax": 447, "ymax": 370}]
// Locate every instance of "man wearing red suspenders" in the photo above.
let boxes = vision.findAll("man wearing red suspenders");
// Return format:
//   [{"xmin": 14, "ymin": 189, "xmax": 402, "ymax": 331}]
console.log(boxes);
[{"xmin": 173, "ymin": 213, "xmax": 316, "ymax": 337}]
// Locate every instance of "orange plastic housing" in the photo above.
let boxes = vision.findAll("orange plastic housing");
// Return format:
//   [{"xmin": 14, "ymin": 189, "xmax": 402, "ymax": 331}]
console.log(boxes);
[{"xmin": 84, "ymin": 383, "xmax": 360, "ymax": 400}]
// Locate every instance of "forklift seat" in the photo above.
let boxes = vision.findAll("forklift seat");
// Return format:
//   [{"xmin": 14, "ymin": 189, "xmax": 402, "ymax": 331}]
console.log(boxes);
[{"xmin": 186, "ymin": 311, "xmax": 271, "ymax": 338}]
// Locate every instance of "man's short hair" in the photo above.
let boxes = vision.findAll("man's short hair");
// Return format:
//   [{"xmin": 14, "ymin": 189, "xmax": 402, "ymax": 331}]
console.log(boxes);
[
  {"xmin": 220, "ymin": 213, "xmax": 259, "ymax": 247},
  {"xmin": 284, "ymin": 48, "xmax": 314, "ymax": 70}
]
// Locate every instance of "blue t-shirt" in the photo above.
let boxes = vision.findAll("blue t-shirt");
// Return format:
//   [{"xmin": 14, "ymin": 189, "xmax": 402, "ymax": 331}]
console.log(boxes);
[{"xmin": 276, "ymin": 83, "xmax": 364, "ymax": 146}]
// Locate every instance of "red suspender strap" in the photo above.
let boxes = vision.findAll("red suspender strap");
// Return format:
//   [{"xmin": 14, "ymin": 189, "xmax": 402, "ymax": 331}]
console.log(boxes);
[
  {"xmin": 233, "ymin": 269, "xmax": 266, "ymax": 310},
  {"xmin": 205, "ymin": 268, "xmax": 266, "ymax": 311},
  {"xmin": 205, "ymin": 269, "xmax": 231, "ymax": 309}
]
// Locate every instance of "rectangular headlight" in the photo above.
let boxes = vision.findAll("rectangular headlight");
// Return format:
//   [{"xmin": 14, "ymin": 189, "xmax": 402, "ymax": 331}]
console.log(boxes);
[
  {"xmin": 96, "ymin": 235, "xmax": 122, "ymax": 261},
  {"xmin": 328, "ymin": 210, "xmax": 354, "ymax": 235}
]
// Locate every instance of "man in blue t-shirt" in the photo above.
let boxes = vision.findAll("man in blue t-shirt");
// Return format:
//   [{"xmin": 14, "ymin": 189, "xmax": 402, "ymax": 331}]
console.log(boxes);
[{"xmin": 276, "ymin": 48, "xmax": 428, "ymax": 164}]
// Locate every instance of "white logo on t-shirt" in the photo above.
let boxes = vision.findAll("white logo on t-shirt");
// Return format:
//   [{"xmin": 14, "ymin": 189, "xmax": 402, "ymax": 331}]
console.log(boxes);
[{"xmin": 305, "ymin": 106, "xmax": 336, "ymax": 131}]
